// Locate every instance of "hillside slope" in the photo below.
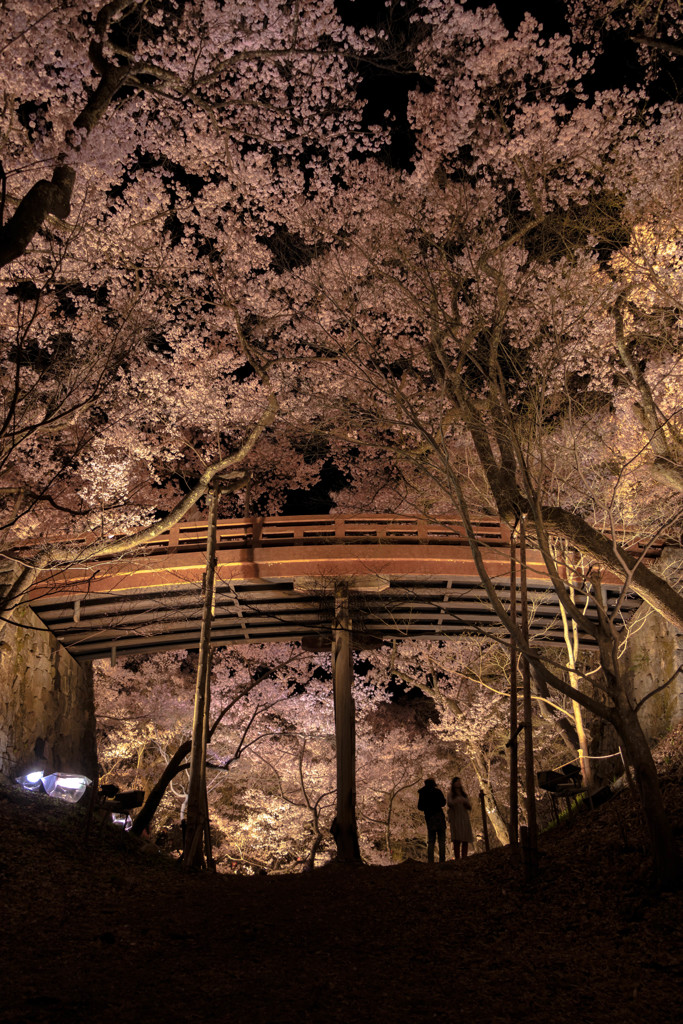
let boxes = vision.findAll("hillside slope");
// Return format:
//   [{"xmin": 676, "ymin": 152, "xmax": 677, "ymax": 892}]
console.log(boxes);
[{"xmin": 2, "ymin": 729, "xmax": 683, "ymax": 1024}]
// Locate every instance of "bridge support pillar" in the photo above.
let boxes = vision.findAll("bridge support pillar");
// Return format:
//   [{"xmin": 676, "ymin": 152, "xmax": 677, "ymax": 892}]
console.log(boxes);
[
  {"xmin": 623, "ymin": 549, "xmax": 683, "ymax": 745},
  {"xmin": 0, "ymin": 605, "xmax": 96, "ymax": 780},
  {"xmin": 332, "ymin": 583, "xmax": 360, "ymax": 862}
]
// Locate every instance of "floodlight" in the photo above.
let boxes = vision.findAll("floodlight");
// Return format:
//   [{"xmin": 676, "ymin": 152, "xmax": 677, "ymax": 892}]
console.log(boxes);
[
  {"xmin": 15, "ymin": 770, "xmax": 44, "ymax": 791},
  {"xmin": 41, "ymin": 772, "xmax": 91, "ymax": 803}
]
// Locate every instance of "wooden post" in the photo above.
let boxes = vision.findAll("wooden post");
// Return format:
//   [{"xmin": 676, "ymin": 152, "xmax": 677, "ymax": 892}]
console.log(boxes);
[
  {"xmin": 519, "ymin": 518, "xmax": 538, "ymax": 876},
  {"xmin": 479, "ymin": 789, "xmax": 490, "ymax": 853},
  {"xmin": 331, "ymin": 583, "xmax": 360, "ymax": 862},
  {"xmin": 183, "ymin": 487, "xmax": 219, "ymax": 870},
  {"xmin": 508, "ymin": 525, "xmax": 519, "ymax": 852}
]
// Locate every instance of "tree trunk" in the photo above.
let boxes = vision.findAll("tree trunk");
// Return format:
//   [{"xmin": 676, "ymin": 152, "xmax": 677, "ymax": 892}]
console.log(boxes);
[
  {"xmin": 479, "ymin": 790, "xmax": 491, "ymax": 852},
  {"xmin": 331, "ymin": 584, "xmax": 361, "ymax": 862},
  {"xmin": 571, "ymin": 689, "xmax": 593, "ymax": 791},
  {"xmin": 470, "ymin": 744, "xmax": 509, "ymax": 845},
  {"xmin": 613, "ymin": 691, "xmax": 681, "ymax": 887},
  {"xmin": 0, "ymin": 166, "xmax": 76, "ymax": 269},
  {"xmin": 519, "ymin": 520, "xmax": 538, "ymax": 860},
  {"xmin": 183, "ymin": 488, "xmax": 219, "ymax": 869},
  {"xmin": 529, "ymin": 666, "xmax": 580, "ymax": 753},
  {"xmin": 509, "ymin": 535, "xmax": 519, "ymax": 850},
  {"xmin": 304, "ymin": 829, "xmax": 323, "ymax": 871},
  {"xmin": 385, "ymin": 793, "xmax": 395, "ymax": 860},
  {"xmin": 557, "ymin": 546, "xmax": 594, "ymax": 789},
  {"xmin": 131, "ymin": 739, "xmax": 191, "ymax": 837}
]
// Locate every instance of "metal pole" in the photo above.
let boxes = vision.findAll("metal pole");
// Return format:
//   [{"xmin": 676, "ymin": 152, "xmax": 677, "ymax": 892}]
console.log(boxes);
[{"xmin": 183, "ymin": 487, "xmax": 220, "ymax": 870}]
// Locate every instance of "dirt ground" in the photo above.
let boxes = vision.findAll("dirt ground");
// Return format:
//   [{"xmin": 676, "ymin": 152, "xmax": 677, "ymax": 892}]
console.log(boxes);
[{"xmin": 2, "ymin": 736, "xmax": 683, "ymax": 1024}]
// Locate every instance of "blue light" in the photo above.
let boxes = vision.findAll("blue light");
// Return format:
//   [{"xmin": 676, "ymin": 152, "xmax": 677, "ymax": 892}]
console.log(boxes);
[{"xmin": 15, "ymin": 770, "xmax": 44, "ymax": 791}]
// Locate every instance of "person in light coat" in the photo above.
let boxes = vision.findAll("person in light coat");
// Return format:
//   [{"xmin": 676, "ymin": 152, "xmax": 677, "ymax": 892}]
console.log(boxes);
[{"xmin": 447, "ymin": 776, "xmax": 474, "ymax": 859}]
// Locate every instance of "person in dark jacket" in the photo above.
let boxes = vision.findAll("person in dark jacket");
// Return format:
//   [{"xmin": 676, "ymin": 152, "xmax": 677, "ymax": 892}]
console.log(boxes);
[{"xmin": 417, "ymin": 778, "xmax": 447, "ymax": 863}]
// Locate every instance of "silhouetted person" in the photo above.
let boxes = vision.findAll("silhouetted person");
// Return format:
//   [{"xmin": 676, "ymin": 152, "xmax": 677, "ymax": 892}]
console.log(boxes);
[
  {"xmin": 418, "ymin": 778, "xmax": 446, "ymax": 863},
  {"xmin": 447, "ymin": 776, "xmax": 474, "ymax": 859}
]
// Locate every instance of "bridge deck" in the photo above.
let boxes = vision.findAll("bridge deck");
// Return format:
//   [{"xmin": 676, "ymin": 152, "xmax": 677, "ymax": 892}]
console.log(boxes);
[{"xmin": 26, "ymin": 515, "xmax": 646, "ymax": 662}]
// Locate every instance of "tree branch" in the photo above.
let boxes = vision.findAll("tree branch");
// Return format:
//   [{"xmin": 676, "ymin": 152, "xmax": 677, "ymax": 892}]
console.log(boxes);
[
  {"xmin": 0, "ymin": 165, "xmax": 76, "ymax": 269},
  {"xmin": 631, "ymin": 34, "xmax": 683, "ymax": 58},
  {"xmin": 634, "ymin": 666, "xmax": 683, "ymax": 714}
]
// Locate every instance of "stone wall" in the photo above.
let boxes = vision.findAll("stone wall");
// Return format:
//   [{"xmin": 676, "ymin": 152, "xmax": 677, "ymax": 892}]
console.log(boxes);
[
  {"xmin": 624, "ymin": 549, "xmax": 683, "ymax": 745},
  {"xmin": 0, "ymin": 605, "xmax": 96, "ymax": 780}
]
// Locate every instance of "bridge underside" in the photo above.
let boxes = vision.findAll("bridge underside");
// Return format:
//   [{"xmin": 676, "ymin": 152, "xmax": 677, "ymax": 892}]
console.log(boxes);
[
  {"xmin": 25, "ymin": 516, "xmax": 646, "ymax": 662},
  {"xmin": 30, "ymin": 573, "xmax": 640, "ymax": 663}
]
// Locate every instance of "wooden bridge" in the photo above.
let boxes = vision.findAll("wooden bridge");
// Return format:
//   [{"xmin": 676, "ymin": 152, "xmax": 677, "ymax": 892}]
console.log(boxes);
[{"xmin": 26, "ymin": 514, "xmax": 645, "ymax": 663}]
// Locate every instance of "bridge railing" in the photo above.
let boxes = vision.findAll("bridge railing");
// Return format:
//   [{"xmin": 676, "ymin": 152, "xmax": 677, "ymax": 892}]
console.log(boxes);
[
  {"xmin": 135, "ymin": 515, "xmax": 513, "ymax": 554},
  {"xmin": 32, "ymin": 515, "xmax": 508, "ymax": 557},
  {"xmin": 20, "ymin": 514, "xmax": 669, "ymax": 562}
]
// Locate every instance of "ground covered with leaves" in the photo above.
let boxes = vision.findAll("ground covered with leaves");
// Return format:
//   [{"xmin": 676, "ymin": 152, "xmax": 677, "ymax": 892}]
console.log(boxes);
[{"xmin": 2, "ymin": 733, "xmax": 683, "ymax": 1024}]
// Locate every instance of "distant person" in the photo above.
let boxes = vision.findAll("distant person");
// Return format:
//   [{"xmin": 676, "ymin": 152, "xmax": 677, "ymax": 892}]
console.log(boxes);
[
  {"xmin": 447, "ymin": 776, "xmax": 474, "ymax": 859},
  {"xmin": 417, "ymin": 778, "xmax": 447, "ymax": 863}
]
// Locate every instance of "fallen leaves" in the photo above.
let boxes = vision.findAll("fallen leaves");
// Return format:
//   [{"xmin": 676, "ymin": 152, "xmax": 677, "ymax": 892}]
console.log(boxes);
[{"xmin": 1, "ymin": 764, "xmax": 682, "ymax": 1024}]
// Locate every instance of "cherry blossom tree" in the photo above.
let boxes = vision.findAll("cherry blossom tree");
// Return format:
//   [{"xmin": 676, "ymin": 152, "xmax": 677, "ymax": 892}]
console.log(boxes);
[
  {"xmin": 95, "ymin": 641, "xmax": 401, "ymax": 867},
  {"xmin": 355, "ymin": 709, "xmax": 451, "ymax": 861},
  {"xmin": 3, "ymin": 0, "xmax": 682, "ymax": 879},
  {"xmin": 0, "ymin": 0, "xmax": 381, "ymax": 269},
  {"xmin": 223, "ymin": 670, "xmax": 444, "ymax": 867},
  {"xmin": 568, "ymin": 0, "xmax": 683, "ymax": 61},
  {"xmin": 364, "ymin": 636, "xmax": 583, "ymax": 846},
  {"xmin": 264, "ymin": 3, "xmax": 683, "ymax": 880},
  {"xmin": 96, "ymin": 644, "xmax": 313, "ymax": 836},
  {"xmin": 248, "ymin": 733, "xmax": 336, "ymax": 869},
  {"xmin": 288, "ymin": 7, "xmax": 683, "ymax": 623},
  {"xmin": 0, "ymin": 0, "xmax": 386, "ymax": 624}
]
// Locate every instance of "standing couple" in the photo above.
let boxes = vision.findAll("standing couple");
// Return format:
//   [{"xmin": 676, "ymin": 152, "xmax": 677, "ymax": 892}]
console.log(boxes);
[{"xmin": 418, "ymin": 776, "xmax": 474, "ymax": 863}]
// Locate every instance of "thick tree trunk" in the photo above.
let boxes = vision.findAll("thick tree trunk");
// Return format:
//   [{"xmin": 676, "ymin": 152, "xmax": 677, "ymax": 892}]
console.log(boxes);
[
  {"xmin": 477, "ymin": 771, "xmax": 510, "ymax": 846},
  {"xmin": 613, "ymin": 692, "xmax": 681, "ymax": 887},
  {"xmin": 131, "ymin": 740, "xmax": 191, "ymax": 837}
]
